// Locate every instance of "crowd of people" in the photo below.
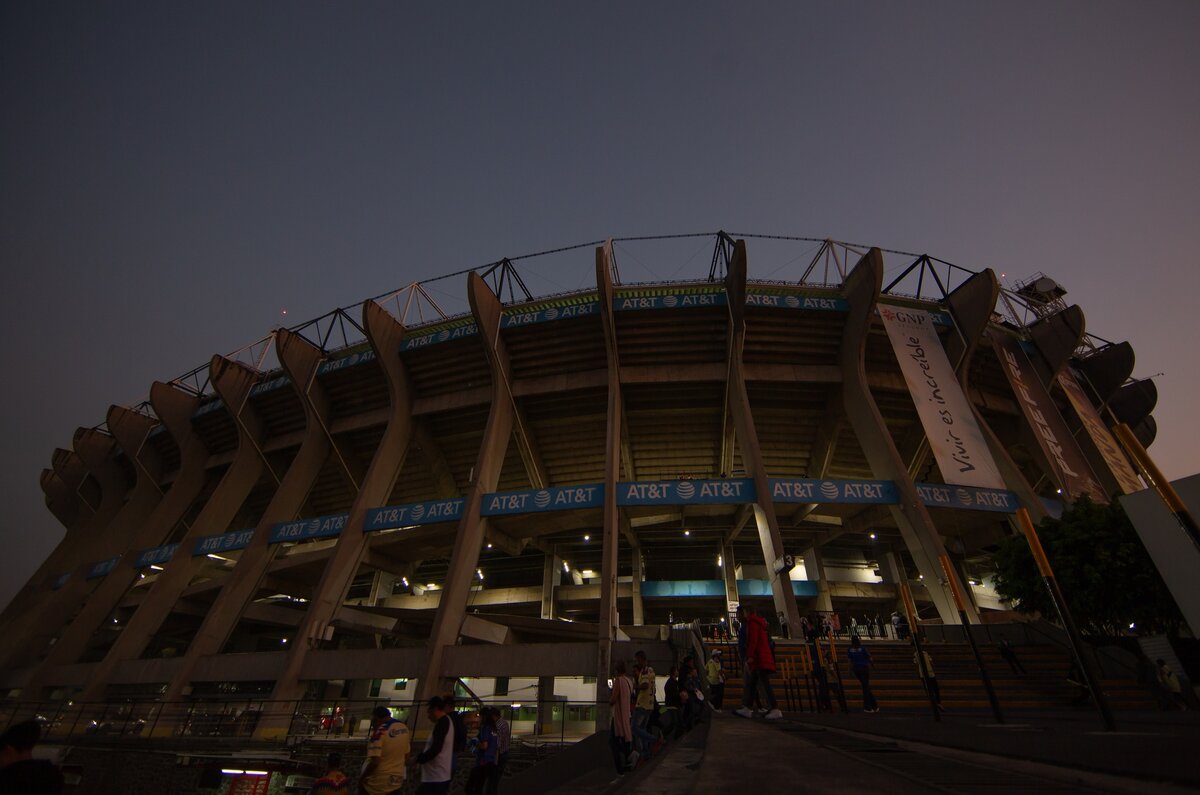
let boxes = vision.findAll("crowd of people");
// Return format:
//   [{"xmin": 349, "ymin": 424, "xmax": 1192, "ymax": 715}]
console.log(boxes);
[
  {"xmin": 606, "ymin": 648, "xmax": 721, "ymax": 775},
  {"xmin": 315, "ymin": 694, "xmax": 513, "ymax": 795}
]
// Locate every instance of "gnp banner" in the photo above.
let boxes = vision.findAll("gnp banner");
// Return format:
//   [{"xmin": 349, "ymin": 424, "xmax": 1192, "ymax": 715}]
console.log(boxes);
[
  {"xmin": 1057, "ymin": 369, "xmax": 1143, "ymax": 495},
  {"xmin": 989, "ymin": 330, "xmax": 1107, "ymax": 503},
  {"xmin": 878, "ymin": 306, "xmax": 1004, "ymax": 489}
]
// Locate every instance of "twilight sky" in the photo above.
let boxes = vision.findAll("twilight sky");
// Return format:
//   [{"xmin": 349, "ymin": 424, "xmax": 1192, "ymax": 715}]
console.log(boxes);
[{"xmin": 2, "ymin": 2, "xmax": 1197, "ymax": 608}]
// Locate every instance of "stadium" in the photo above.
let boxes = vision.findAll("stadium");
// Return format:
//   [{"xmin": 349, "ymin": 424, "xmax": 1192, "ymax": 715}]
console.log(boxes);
[{"xmin": 0, "ymin": 232, "xmax": 1165, "ymax": 748}]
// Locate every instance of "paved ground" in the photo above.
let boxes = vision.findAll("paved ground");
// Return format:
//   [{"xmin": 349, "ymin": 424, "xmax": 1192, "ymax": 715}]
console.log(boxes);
[{"xmin": 550, "ymin": 709, "xmax": 1200, "ymax": 793}]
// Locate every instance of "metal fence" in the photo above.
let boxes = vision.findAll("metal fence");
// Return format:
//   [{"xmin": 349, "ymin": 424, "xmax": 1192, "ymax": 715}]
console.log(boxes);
[{"xmin": 0, "ymin": 697, "xmax": 602, "ymax": 746}]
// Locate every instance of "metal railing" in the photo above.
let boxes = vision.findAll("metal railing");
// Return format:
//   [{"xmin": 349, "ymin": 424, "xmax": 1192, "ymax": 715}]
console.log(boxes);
[{"xmin": 0, "ymin": 697, "xmax": 602, "ymax": 747}]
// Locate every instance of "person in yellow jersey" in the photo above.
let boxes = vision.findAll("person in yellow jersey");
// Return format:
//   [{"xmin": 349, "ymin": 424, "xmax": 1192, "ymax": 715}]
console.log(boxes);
[
  {"xmin": 360, "ymin": 706, "xmax": 411, "ymax": 795},
  {"xmin": 705, "ymin": 649, "xmax": 726, "ymax": 711}
]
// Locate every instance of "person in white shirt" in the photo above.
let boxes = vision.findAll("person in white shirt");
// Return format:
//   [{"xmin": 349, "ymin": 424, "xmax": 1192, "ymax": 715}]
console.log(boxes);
[{"xmin": 413, "ymin": 697, "xmax": 456, "ymax": 794}]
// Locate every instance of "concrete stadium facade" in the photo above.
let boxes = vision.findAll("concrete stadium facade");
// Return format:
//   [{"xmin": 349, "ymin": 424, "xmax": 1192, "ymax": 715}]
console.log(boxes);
[{"xmin": 0, "ymin": 236, "xmax": 1159, "ymax": 738}]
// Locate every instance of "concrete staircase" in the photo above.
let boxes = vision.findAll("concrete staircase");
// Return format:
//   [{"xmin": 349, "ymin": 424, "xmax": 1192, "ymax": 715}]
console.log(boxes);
[{"xmin": 711, "ymin": 638, "xmax": 1158, "ymax": 712}]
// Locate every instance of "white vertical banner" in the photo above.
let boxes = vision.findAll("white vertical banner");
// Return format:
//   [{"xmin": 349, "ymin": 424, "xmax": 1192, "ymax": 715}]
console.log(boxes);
[{"xmin": 878, "ymin": 305, "xmax": 1006, "ymax": 489}]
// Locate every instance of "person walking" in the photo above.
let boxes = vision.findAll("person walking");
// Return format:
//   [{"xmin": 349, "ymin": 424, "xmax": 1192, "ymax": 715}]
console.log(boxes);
[
  {"xmin": 1157, "ymin": 659, "xmax": 1189, "ymax": 711},
  {"xmin": 998, "ymin": 639, "xmax": 1027, "ymax": 675},
  {"xmin": 414, "ymin": 697, "xmax": 456, "ymax": 795},
  {"xmin": 442, "ymin": 694, "xmax": 468, "ymax": 773},
  {"xmin": 662, "ymin": 665, "xmax": 683, "ymax": 739},
  {"xmin": 486, "ymin": 707, "xmax": 510, "ymax": 795},
  {"xmin": 706, "ymin": 649, "xmax": 726, "ymax": 711},
  {"xmin": 360, "ymin": 706, "xmax": 411, "ymax": 795},
  {"xmin": 847, "ymin": 636, "xmax": 879, "ymax": 712},
  {"xmin": 914, "ymin": 649, "xmax": 942, "ymax": 711},
  {"xmin": 609, "ymin": 659, "xmax": 636, "ymax": 773},
  {"xmin": 632, "ymin": 651, "xmax": 659, "ymax": 756},
  {"xmin": 734, "ymin": 605, "xmax": 782, "ymax": 720},
  {"xmin": 466, "ymin": 708, "xmax": 499, "ymax": 795}
]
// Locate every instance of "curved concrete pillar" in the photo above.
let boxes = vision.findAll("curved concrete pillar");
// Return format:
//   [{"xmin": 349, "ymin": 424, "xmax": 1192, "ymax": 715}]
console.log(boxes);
[
  {"xmin": 19, "ymin": 384, "xmax": 205, "ymax": 695},
  {"xmin": 0, "ymin": 472, "xmax": 77, "ymax": 619},
  {"xmin": 838, "ymin": 249, "xmax": 972, "ymax": 624},
  {"xmin": 1029, "ymin": 305, "xmax": 1086, "ymax": 386},
  {"xmin": 1131, "ymin": 415, "xmax": 1157, "ymax": 448},
  {"xmin": 945, "ymin": 272, "xmax": 1046, "ymax": 521},
  {"xmin": 1077, "ymin": 342, "xmax": 1135, "ymax": 403},
  {"xmin": 256, "ymin": 301, "xmax": 415, "ymax": 739},
  {"xmin": 154, "ymin": 332, "xmax": 335, "ymax": 728},
  {"xmin": 725, "ymin": 240, "xmax": 801, "ymax": 630},
  {"xmin": 73, "ymin": 429, "xmax": 128, "ymax": 527},
  {"xmin": 0, "ymin": 433, "xmax": 133, "ymax": 670},
  {"xmin": 1109, "ymin": 379, "xmax": 1157, "ymax": 428},
  {"xmin": 595, "ymin": 242, "xmax": 623, "ymax": 723},
  {"xmin": 0, "ymin": 467, "xmax": 90, "ymax": 637},
  {"xmin": 42, "ymin": 469, "xmax": 80, "ymax": 531},
  {"xmin": 413, "ymin": 273, "xmax": 515, "ymax": 709},
  {"xmin": 75, "ymin": 357, "xmax": 267, "ymax": 703}
]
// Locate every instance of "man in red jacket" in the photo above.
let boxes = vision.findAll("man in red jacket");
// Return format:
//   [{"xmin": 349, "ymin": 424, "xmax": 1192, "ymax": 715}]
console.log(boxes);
[{"xmin": 734, "ymin": 605, "xmax": 783, "ymax": 720}]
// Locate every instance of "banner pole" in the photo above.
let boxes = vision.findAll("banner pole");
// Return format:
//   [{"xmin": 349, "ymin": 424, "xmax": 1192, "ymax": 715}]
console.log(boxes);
[
  {"xmin": 939, "ymin": 554, "xmax": 1004, "ymax": 723},
  {"xmin": 1112, "ymin": 423, "xmax": 1200, "ymax": 552},
  {"xmin": 1015, "ymin": 508, "xmax": 1115, "ymax": 731},
  {"xmin": 898, "ymin": 580, "xmax": 941, "ymax": 721}
]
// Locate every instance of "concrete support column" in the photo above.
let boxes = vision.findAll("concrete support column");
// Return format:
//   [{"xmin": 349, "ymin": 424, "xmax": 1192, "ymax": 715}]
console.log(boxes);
[
  {"xmin": 802, "ymin": 546, "xmax": 833, "ymax": 612},
  {"xmin": 414, "ymin": 274, "xmax": 514, "ymax": 709},
  {"xmin": 880, "ymin": 551, "xmax": 907, "ymax": 632},
  {"xmin": 22, "ymin": 385, "xmax": 206, "ymax": 697},
  {"xmin": 540, "ymin": 547, "xmax": 561, "ymax": 620},
  {"xmin": 1, "ymin": 449, "xmax": 108, "ymax": 650},
  {"xmin": 838, "ymin": 249, "xmax": 970, "ymax": 624},
  {"xmin": 0, "ymin": 471, "xmax": 86, "ymax": 631},
  {"xmin": 155, "ymin": 336, "xmax": 335, "ymax": 727},
  {"xmin": 0, "ymin": 435, "xmax": 134, "ymax": 671},
  {"xmin": 721, "ymin": 543, "xmax": 739, "ymax": 614},
  {"xmin": 631, "ymin": 546, "xmax": 645, "ymax": 627},
  {"xmin": 537, "ymin": 676, "xmax": 557, "ymax": 736},
  {"xmin": 76, "ymin": 357, "xmax": 268, "ymax": 703},
  {"xmin": 595, "ymin": 243, "xmax": 623, "ymax": 725},
  {"xmin": 725, "ymin": 240, "xmax": 802, "ymax": 631},
  {"xmin": 942, "ymin": 271, "xmax": 1047, "ymax": 521},
  {"xmin": 256, "ymin": 301, "xmax": 415, "ymax": 739}
]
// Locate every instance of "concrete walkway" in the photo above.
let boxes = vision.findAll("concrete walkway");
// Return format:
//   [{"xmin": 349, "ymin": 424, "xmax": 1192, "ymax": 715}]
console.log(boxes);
[
  {"xmin": 579, "ymin": 709, "xmax": 1200, "ymax": 794},
  {"xmin": 782, "ymin": 708, "xmax": 1200, "ymax": 788}
]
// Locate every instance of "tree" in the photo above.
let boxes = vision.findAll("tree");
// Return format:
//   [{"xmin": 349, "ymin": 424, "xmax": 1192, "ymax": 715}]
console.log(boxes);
[{"xmin": 991, "ymin": 496, "xmax": 1182, "ymax": 637}]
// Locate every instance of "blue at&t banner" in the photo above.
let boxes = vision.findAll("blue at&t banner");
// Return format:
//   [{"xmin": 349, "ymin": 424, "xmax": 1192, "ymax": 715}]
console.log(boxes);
[
  {"xmin": 193, "ymin": 528, "xmax": 255, "ymax": 556},
  {"xmin": 617, "ymin": 478, "xmax": 755, "ymax": 506},
  {"xmin": 317, "ymin": 347, "xmax": 376, "ymax": 376},
  {"xmin": 87, "ymin": 556, "xmax": 120, "ymax": 579},
  {"xmin": 270, "ymin": 513, "xmax": 350, "ymax": 544},
  {"xmin": 613, "ymin": 290, "xmax": 727, "ymax": 311},
  {"xmin": 401, "ymin": 320, "xmax": 478, "ymax": 351},
  {"xmin": 745, "ymin": 291, "xmax": 848, "ymax": 312},
  {"xmin": 365, "ymin": 498, "xmax": 466, "ymax": 532},
  {"xmin": 915, "ymin": 483, "xmax": 1018, "ymax": 513},
  {"xmin": 769, "ymin": 478, "xmax": 898, "ymax": 505},
  {"xmin": 481, "ymin": 485, "xmax": 604, "ymax": 517},
  {"xmin": 135, "ymin": 543, "xmax": 179, "ymax": 568},
  {"xmin": 501, "ymin": 299, "xmax": 600, "ymax": 329}
]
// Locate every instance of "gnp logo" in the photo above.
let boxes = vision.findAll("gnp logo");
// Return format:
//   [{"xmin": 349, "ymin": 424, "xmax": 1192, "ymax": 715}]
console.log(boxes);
[{"xmin": 880, "ymin": 306, "xmax": 927, "ymax": 325}]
